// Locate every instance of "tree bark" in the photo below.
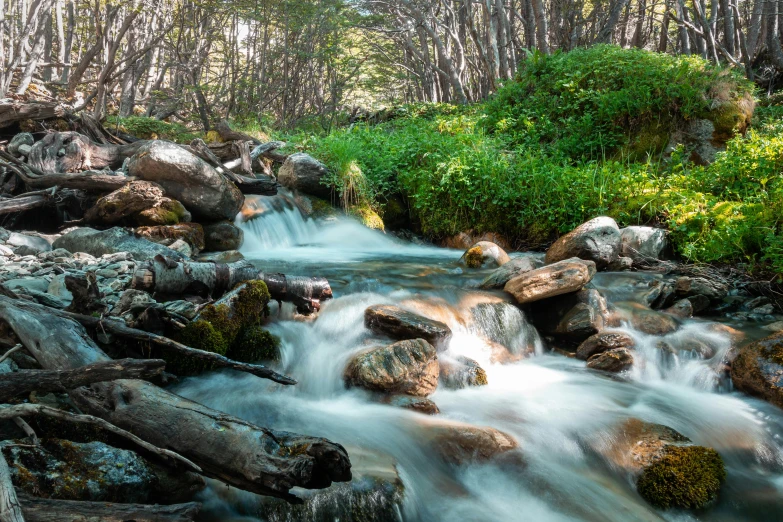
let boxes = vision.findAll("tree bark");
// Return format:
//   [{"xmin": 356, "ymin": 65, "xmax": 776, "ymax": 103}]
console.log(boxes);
[
  {"xmin": 0, "ymin": 358, "xmax": 165, "ymax": 402},
  {"xmin": 0, "ymin": 452, "xmax": 23, "ymax": 522},
  {"xmin": 19, "ymin": 495, "xmax": 200, "ymax": 522},
  {"xmin": 0, "ymin": 101, "xmax": 66, "ymax": 129}
]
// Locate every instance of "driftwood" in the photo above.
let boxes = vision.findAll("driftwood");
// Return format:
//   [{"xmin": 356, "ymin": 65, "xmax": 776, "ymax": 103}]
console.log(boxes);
[
  {"xmin": 132, "ymin": 258, "xmax": 332, "ymax": 314},
  {"xmin": 64, "ymin": 273, "xmax": 107, "ymax": 315},
  {"xmin": 188, "ymin": 139, "xmax": 278, "ymax": 195},
  {"xmin": 0, "ymin": 358, "xmax": 165, "ymax": 402},
  {"xmin": 0, "ymin": 296, "xmax": 351, "ymax": 502},
  {"xmin": 0, "ymin": 452, "xmax": 23, "ymax": 522},
  {"xmin": 0, "ymin": 404, "xmax": 200, "ymax": 472},
  {"xmin": 0, "ymin": 151, "xmax": 132, "ymax": 191},
  {"xmin": 0, "ymin": 189, "xmax": 57, "ymax": 216},
  {"xmin": 0, "ymin": 101, "xmax": 67, "ymax": 129},
  {"xmin": 19, "ymin": 495, "xmax": 200, "ymax": 522},
  {"xmin": 27, "ymin": 132, "xmax": 145, "ymax": 173}
]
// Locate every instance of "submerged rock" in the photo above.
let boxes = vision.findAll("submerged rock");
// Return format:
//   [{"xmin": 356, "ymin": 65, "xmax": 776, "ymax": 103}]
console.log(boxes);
[
  {"xmin": 202, "ymin": 220, "xmax": 244, "ymax": 251},
  {"xmin": 382, "ymin": 394, "xmax": 440, "ymax": 415},
  {"xmin": 586, "ymin": 348, "xmax": 633, "ymax": 372},
  {"xmin": 276, "ymin": 152, "xmax": 331, "ymax": 199},
  {"xmin": 664, "ymin": 298, "xmax": 693, "ymax": 318},
  {"xmin": 675, "ymin": 276, "xmax": 728, "ymax": 302},
  {"xmin": 479, "ymin": 256, "xmax": 541, "ymax": 289},
  {"xmin": 545, "ymin": 216, "xmax": 621, "ymax": 270},
  {"xmin": 344, "ymin": 338, "xmax": 439, "ymax": 397},
  {"xmin": 364, "ymin": 304, "xmax": 452, "ymax": 350},
  {"xmin": 603, "ymin": 419, "xmax": 725, "ymax": 510},
  {"xmin": 422, "ymin": 421, "xmax": 519, "ymax": 465},
  {"xmin": 439, "ymin": 355, "xmax": 488, "ymax": 389},
  {"xmin": 731, "ymin": 331, "xmax": 783, "ymax": 408},
  {"xmin": 460, "ymin": 241, "xmax": 510, "ymax": 268},
  {"xmin": 504, "ymin": 258, "xmax": 596, "ymax": 305},
  {"xmin": 576, "ymin": 331, "xmax": 635, "ymax": 360},
  {"xmin": 620, "ymin": 226, "xmax": 667, "ymax": 263},
  {"xmin": 629, "ymin": 308, "xmax": 679, "ymax": 335}
]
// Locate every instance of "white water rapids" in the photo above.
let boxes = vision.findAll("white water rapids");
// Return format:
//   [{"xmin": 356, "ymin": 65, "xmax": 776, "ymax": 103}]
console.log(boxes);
[{"xmin": 174, "ymin": 193, "xmax": 783, "ymax": 522}]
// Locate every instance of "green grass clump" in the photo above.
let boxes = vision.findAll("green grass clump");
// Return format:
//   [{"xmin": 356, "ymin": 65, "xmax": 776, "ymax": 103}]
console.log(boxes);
[
  {"xmin": 105, "ymin": 116, "xmax": 200, "ymax": 143},
  {"xmin": 637, "ymin": 445, "xmax": 726, "ymax": 510}
]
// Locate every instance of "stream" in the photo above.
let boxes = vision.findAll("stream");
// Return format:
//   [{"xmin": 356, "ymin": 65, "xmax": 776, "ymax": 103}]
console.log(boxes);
[{"xmin": 175, "ymin": 193, "xmax": 783, "ymax": 522}]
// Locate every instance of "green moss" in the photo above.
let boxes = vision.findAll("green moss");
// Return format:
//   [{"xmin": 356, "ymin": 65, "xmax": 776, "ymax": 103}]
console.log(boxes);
[
  {"xmin": 637, "ymin": 445, "xmax": 726, "ymax": 510},
  {"xmin": 621, "ymin": 120, "xmax": 672, "ymax": 161},
  {"xmin": 348, "ymin": 205, "xmax": 385, "ymax": 231},
  {"xmin": 464, "ymin": 246, "xmax": 483, "ymax": 268},
  {"xmin": 171, "ymin": 320, "xmax": 229, "ymax": 375},
  {"xmin": 310, "ymin": 197, "xmax": 339, "ymax": 219},
  {"xmin": 473, "ymin": 367, "xmax": 488, "ymax": 386},
  {"xmin": 230, "ymin": 326, "xmax": 281, "ymax": 362}
]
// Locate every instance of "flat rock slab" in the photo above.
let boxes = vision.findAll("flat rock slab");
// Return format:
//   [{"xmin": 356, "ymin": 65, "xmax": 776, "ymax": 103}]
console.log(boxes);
[
  {"xmin": 53, "ymin": 227, "xmax": 184, "ymax": 261},
  {"xmin": 504, "ymin": 258, "xmax": 596, "ymax": 304},
  {"xmin": 365, "ymin": 304, "xmax": 452, "ymax": 349}
]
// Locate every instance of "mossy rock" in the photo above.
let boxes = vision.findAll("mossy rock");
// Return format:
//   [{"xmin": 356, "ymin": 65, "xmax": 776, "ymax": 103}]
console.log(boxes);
[
  {"xmin": 731, "ymin": 330, "xmax": 783, "ymax": 408},
  {"xmin": 170, "ymin": 320, "xmax": 229, "ymax": 375},
  {"xmin": 637, "ymin": 445, "xmax": 726, "ymax": 510},
  {"xmin": 309, "ymin": 197, "xmax": 340, "ymax": 220},
  {"xmin": 230, "ymin": 325, "xmax": 281, "ymax": 362},
  {"xmin": 463, "ymin": 246, "xmax": 484, "ymax": 268},
  {"xmin": 134, "ymin": 199, "xmax": 191, "ymax": 226},
  {"xmin": 348, "ymin": 205, "xmax": 385, "ymax": 231},
  {"xmin": 621, "ymin": 120, "xmax": 672, "ymax": 161},
  {"xmin": 705, "ymin": 93, "xmax": 755, "ymax": 142}
]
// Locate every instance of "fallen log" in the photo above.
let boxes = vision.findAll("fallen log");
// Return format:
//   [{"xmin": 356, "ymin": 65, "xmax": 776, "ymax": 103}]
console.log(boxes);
[
  {"xmin": 132, "ymin": 258, "xmax": 332, "ymax": 314},
  {"xmin": 0, "ymin": 100, "xmax": 67, "ymax": 129},
  {"xmin": 188, "ymin": 139, "xmax": 278, "ymax": 195},
  {"xmin": 19, "ymin": 495, "xmax": 200, "ymax": 522},
  {"xmin": 0, "ymin": 151, "xmax": 133, "ymax": 191},
  {"xmin": 0, "ymin": 404, "xmax": 200, "ymax": 472},
  {"xmin": 0, "ymin": 189, "xmax": 56, "ymax": 216},
  {"xmin": 0, "ymin": 451, "xmax": 23, "ymax": 522},
  {"xmin": 0, "ymin": 296, "xmax": 351, "ymax": 502},
  {"xmin": 0, "ymin": 358, "xmax": 165, "ymax": 402}
]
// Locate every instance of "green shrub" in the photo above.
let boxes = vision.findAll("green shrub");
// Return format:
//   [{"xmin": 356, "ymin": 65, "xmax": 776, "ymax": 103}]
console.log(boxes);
[{"xmin": 637, "ymin": 445, "xmax": 726, "ymax": 510}]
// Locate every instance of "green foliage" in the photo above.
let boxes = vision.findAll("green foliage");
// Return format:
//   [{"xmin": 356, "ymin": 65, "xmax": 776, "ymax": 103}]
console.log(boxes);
[
  {"xmin": 483, "ymin": 45, "xmax": 751, "ymax": 160},
  {"xmin": 637, "ymin": 446, "xmax": 726, "ymax": 510},
  {"xmin": 231, "ymin": 326, "xmax": 281, "ymax": 362},
  {"xmin": 105, "ymin": 116, "xmax": 200, "ymax": 143}
]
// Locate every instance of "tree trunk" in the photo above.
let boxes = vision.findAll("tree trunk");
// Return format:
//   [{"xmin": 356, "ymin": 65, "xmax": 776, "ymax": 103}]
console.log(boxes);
[
  {"xmin": 0, "ymin": 453, "xmax": 23, "ymax": 522},
  {"xmin": 19, "ymin": 495, "xmax": 199, "ymax": 522}
]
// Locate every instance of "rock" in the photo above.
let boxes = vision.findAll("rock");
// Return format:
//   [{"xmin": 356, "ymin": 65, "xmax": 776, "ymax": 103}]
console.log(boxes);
[
  {"xmin": 675, "ymin": 276, "xmax": 728, "ymax": 302},
  {"xmin": 202, "ymin": 220, "xmax": 243, "ymax": 251},
  {"xmin": 47, "ymin": 274, "xmax": 73, "ymax": 304},
  {"xmin": 6, "ymin": 232, "xmax": 51, "ymax": 254},
  {"xmin": 53, "ymin": 227, "xmax": 184, "ymax": 261},
  {"xmin": 364, "ymin": 304, "xmax": 452, "ymax": 350},
  {"xmin": 439, "ymin": 356, "xmax": 488, "ymax": 389},
  {"xmin": 606, "ymin": 256, "xmax": 633, "ymax": 271},
  {"xmin": 603, "ymin": 419, "xmax": 725, "ymax": 510},
  {"xmin": 135, "ymin": 223, "xmax": 205, "ymax": 252},
  {"xmin": 576, "ymin": 331, "xmax": 635, "ymax": 360},
  {"xmin": 529, "ymin": 288, "xmax": 610, "ymax": 342},
  {"xmin": 479, "ymin": 256, "xmax": 542, "ymax": 289},
  {"xmin": 664, "ymin": 298, "xmax": 693, "ymax": 318},
  {"xmin": 687, "ymin": 294, "xmax": 712, "ymax": 313},
  {"xmin": 5, "ymin": 278, "xmax": 49, "ymax": 294},
  {"xmin": 133, "ymin": 198, "xmax": 192, "ymax": 226},
  {"xmin": 620, "ymin": 226, "xmax": 667, "ymax": 262},
  {"xmin": 650, "ymin": 281, "xmax": 676, "ymax": 309},
  {"xmin": 382, "ymin": 394, "xmax": 440, "ymax": 415},
  {"xmin": 422, "ymin": 421, "xmax": 519, "ymax": 465},
  {"xmin": 127, "ymin": 140, "xmax": 244, "ymax": 220},
  {"xmin": 630, "ymin": 308, "xmax": 679, "ymax": 335},
  {"xmin": 276, "ymin": 152, "xmax": 331, "ymax": 198},
  {"xmin": 167, "ymin": 239, "xmax": 192, "ymax": 257},
  {"xmin": 8, "ymin": 133, "xmax": 33, "ymax": 156},
  {"xmin": 162, "ymin": 300, "xmax": 199, "ymax": 320},
  {"xmin": 545, "ymin": 216, "xmax": 621, "ymax": 270},
  {"xmin": 503, "ymin": 258, "xmax": 596, "ymax": 305},
  {"xmin": 762, "ymin": 321, "xmax": 783, "ymax": 333},
  {"xmin": 470, "ymin": 302, "xmax": 541, "ymax": 362},
  {"xmin": 4, "ymin": 439, "xmax": 155, "ymax": 503},
  {"xmin": 111, "ymin": 289, "xmax": 156, "ymax": 316},
  {"xmin": 344, "ymin": 338, "xmax": 439, "ymax": 397},
  {"xmin": 441, "ymin": 231, "xmax": 512, "ymax": 251},
  {"xmin": 460, "ymin": 241, "xmax": 511, "ymax": 268},
  {"xmin": 731, "ymin": 331, "xmax": 783, "ymax": 408},
  {"xmin": 83, "ymin": 181, "xmax": 167, "ymax": 224},
  {"xmin": 194, "ymin": 250, "xmax": 245, "ymax": 264},
  {"xmin": 587, "ymin": 348, "xmax": 633, "ymax": 372},
  {"xmin": 257, "ymin": 447, "xmax": 404, "ymax": 522}
]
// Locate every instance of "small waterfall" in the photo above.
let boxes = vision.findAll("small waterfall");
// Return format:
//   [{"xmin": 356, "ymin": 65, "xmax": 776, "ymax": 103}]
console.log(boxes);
[{"xmin": 237, "ymin": 192, "xmax": 319, "ymax": 252}]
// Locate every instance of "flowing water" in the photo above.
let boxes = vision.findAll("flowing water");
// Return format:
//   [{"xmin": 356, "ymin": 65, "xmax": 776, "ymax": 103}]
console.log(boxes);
[{"xmin": 176, "ymin": 192, "xmax": 783, "ymax": 522}]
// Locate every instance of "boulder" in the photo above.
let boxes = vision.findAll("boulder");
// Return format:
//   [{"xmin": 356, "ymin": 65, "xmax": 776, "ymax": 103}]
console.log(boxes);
[
  {"xmin": 135, "ymin": 223, "xmax": 205, "ymax": 253},
  {"xmin": 276, "ymin": 152, "xmax": 331, "ymax": 199},
  {"xmin": 529, "ymin": 288, "xmax": 609, "ymax": 342},
  {"xmin": 479, "ymin": 256, "xmax": 541, "ymax": 289},
  {"xmin": 364, "ymin": 304, "xmax": 452, "ymax": 350},
  {"xmin": 470, "ymin": 302, "xmax": 541, "ymax": 362},
  {"xmin": 53, "ymin": 227, "xmax": 184, "ymax": 261},
  {"xmin": 545, "ymin": 217, "xmax": 621, "ymax": 270},
  {"xmin": 606, "ymin": 256, "xmax": 633, "ymax": 271},
  {"xmin": 83, "ymin": 181, "xmax": 166, "ymax": 224},
  {"xmin": 6, "ymin": 232, "xmax": 51, "ymax": 254},
  {"xmin": 422, "ymin": 421, "xmax": 519, "ymax": 465},
  {"xmin": 4, "ymin": 439, "xmax": 155, "ymax": 503},
  {"xmin": 602, "ymin": 419, "xmax": 726, "ymax": 510},
  {"xmin": 344, "ymin": 338, "xmax": 439, "ymax": 397},
  {"xmin": 460, "ymin": 241, "xmax": 511, "ymax": 268},
  {"xmin": 202, "ymin": 220, "xmax": 244, "ymax": 251},
  {"xmin": 127, "ymin": 140, "xmax": 244, "ymax": 220},
  {"xmin": 630, "ymin": 308, "xmax": 679, "ymax": 335},
  {"xmin": 503, "ymin": 258, "xmax": 596, "ymax": 305},
  {"xmin": 731, "ymin": 331, "xmax": 783, "ymax": 408},
  {"xmin": 576, "ymin": 331, "xmax": 635, "ymax": 360},
  {"xmin": 620, "ymin": 226, "xmax": 667, "ymax": 262},
  {"xmin": 675, "ymin": 276, "xmax": 729, "ymax": 302},
  {"xmin": 586, "ymin": 348, "xmax": 633, "ymax": 372},
  {"xmin": 439, "ymin": 356, "xmax": 488, "ymax": 389},
  {"xmin": 664, "ymin": 299, "xmax": 693, "ymax": 318}
]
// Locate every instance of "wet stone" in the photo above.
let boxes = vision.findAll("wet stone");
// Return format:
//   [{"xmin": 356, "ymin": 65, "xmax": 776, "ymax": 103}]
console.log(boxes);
[{"xmin": 365, "ymin": 304, "xmax": 452, "ymax": 350}]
